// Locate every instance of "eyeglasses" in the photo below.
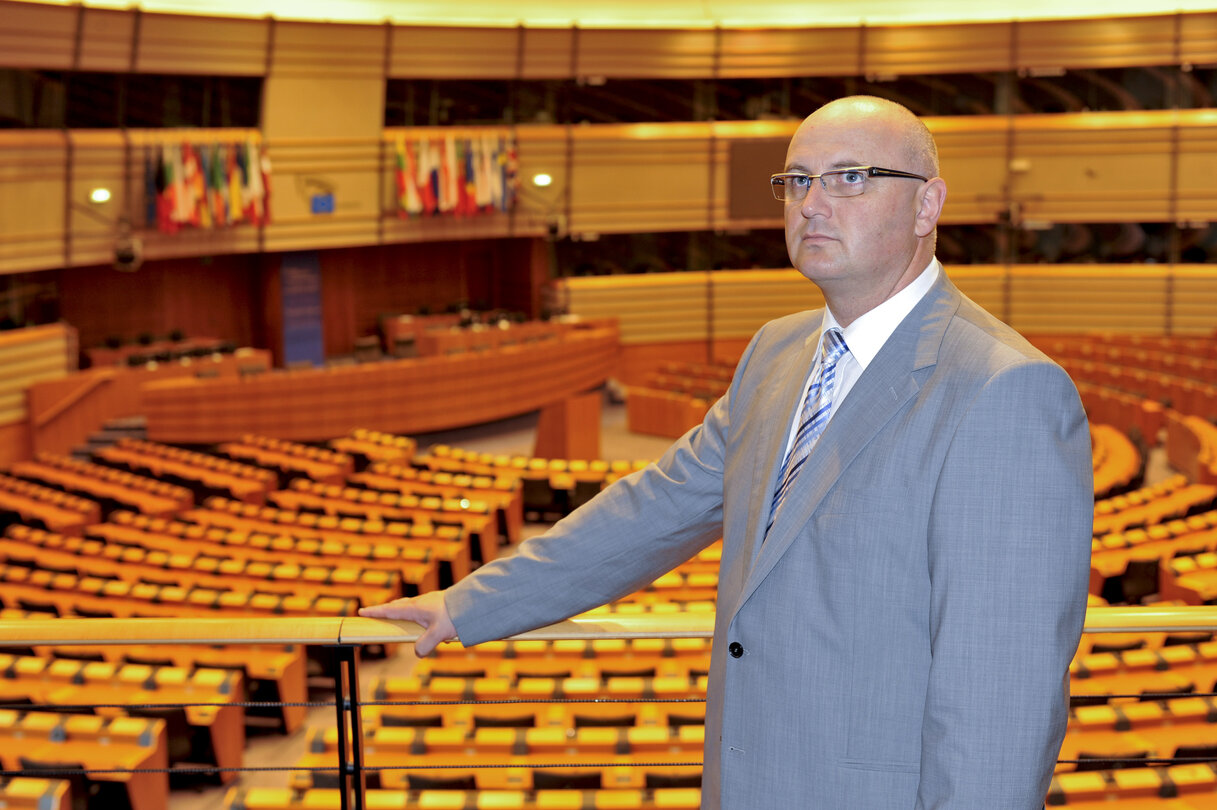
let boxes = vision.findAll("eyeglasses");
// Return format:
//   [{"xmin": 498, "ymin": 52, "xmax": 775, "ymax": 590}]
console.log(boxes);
[{"xmin": 769, "ymin": 166, "xmax": 929, "ymax": 202}]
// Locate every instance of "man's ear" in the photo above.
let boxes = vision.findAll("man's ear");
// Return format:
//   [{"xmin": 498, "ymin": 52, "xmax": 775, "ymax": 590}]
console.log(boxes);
[{"xmin": 914, "ymin": 178, "xmax": 947, "ymax": 238}]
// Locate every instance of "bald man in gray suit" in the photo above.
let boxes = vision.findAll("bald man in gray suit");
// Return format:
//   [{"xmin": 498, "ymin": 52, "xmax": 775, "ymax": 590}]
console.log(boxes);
[{"xmin": 363, "ymin": 96, "xmax": 1093, "ymax": 809}]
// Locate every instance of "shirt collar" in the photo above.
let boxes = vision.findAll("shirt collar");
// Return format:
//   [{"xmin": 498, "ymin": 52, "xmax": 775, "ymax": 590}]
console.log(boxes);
[{"xmin": 823, "ymin": 257, "xmax": 940, "ymax": 370}]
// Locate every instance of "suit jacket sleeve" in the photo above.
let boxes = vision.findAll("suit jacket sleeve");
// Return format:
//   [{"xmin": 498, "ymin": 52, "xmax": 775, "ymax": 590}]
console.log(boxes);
[
  {"xmin": 916, "ymin": 360, "xmax": 1093, "ymax": 809},
  {"xmin": 442, "ymin": 328, "xmax": 772, "ymax": 646}
]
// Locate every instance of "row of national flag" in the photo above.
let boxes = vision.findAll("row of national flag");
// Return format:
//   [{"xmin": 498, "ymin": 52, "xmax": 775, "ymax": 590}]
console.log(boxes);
[
  {"xmin": 394, "ymin": 133, "xmax": 517, "ymax": 218},
  {"xmin": 144, "ymin": 140, "xmax": 271, "ymax": 233}
]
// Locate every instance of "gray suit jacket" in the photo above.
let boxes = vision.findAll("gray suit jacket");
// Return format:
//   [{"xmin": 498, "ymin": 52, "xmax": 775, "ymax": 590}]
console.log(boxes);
[{"xmin": 446, "ymin": 272, "xmax": 1094, "ymax": 809}]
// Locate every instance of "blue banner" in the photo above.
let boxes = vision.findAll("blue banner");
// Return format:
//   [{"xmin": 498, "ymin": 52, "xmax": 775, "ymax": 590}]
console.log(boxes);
[{"xmin": 280, "ymin": 251, "xmax": 324, "ymax": 367}]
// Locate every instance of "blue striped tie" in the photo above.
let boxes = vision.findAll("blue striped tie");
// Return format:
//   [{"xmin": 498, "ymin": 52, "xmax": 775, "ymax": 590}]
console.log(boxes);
[{"xmin": 767, "ymin": 328, "xmax": 850, "ymax": 532}]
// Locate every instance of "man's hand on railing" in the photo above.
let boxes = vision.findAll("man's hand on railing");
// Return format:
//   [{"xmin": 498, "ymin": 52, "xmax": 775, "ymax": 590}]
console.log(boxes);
[{"xmin": 358, "ymin": 590, "xmax": 458, "ymax": 656}]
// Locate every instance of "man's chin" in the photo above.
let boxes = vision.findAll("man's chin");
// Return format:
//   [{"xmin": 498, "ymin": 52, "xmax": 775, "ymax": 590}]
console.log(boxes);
[{"xmin": 793, "ymin": 258, "xmax": 842, "ymax": 284}]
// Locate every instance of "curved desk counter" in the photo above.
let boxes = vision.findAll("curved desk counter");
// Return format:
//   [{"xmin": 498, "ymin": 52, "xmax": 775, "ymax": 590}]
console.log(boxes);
[{"xmin": 142, "ymin": 323, "xmax": 619, "ymax": 443}]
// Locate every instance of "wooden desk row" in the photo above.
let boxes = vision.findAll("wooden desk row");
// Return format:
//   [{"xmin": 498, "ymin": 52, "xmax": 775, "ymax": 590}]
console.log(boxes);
[
  {"xmin": 625, "ymin": 387, "xmax": 712, "ymax": 440},
  {"xmin": 12, "ymin": 454, "xmax": 191, "ymax": 517},
  {"xmin": 328, "ymin": 428, "xmax": 417, "ymax": 468},
  {"xmin": 0, "ymin": 561, "xmax": 360, "ymax": 619},
  {"xmin": 291, "ymin": 724, "xmax": 703, "ymax": 791},
  {"xmin": 268, "ymin": 484, "xmax": 499, "ymax": 564},
  {"xmin": 224, "ymin": 786, "xmax": 703, "ymax": 810},
  {"xmin": 1090, "ymin": 508, "xmax": 1217, "ymax": 586},
  {"xmin": 1034, "ymin": 335, "xmax": 1217, "ymax": 379},
  {"xmin": 348, "ymin": 468, "xmax": 523, "ymax": 547},
  {"xmin": 1047, "ymin": 762, "xmax": 1217, "ymax": 808},
  {"xmin": 217, "ymin": 436, "xmax": 353, "ymax": 486},
  {"xmin": 95, "ymin": 439, "xmax": 275, "ymax": 504},
  {"xmin": 0, "ymin": 652, "xmax": 244, "ymax": 783},
  {"xmin": 186, "ymin": 498, "xmax": 470, "ymax": 585},
  {"xmin": 1096, "ymin": 475, "xmax": 1191, "ymax": 518},
  {"xmin": 415, "ymin": 447, "xmax": 648, "ymax": 518},
  {"xmin": 27, "ymin": 348, "xmax": 274, "ymax": 458},
  {"xmin": 0, "ymin": 709, "xmax": 166, "ymax": 810},
  {"xmin": 0, "ymin": 533, "xmax": 400, "ymax": 608},
  {"xmin": 85, "ymin": 337, "xmax": 229, "ymax": 368},
  {"xmin": 1092, "ymin": 483, "xmax": 1217, "ymax": 538},
  {"xmin": 98, "ymin": 512, "xmax": 439, "ymax": 595},
  {"xmin": 1091, "ymin": 424, "xmax": 1143, "ymax": 499},
  {"xmin": 142, "ymin": 324, "xmax": 619, "ymax": 442},
  {"xmin": 0, "ymin": 472, "xmax": 99, "ymax": 535},
  {"xmin": 0, "ymin": 777, "xmax": 69, "ymax": 810}
]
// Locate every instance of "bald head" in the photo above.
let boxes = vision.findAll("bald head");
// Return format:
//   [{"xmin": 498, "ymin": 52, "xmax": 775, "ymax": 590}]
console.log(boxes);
[
  {"xmin": 781, "ymin": 94, "xmax": 948, "ymax": 325},
  {"xmin": 806, "ymin": 96, "xmax": 939, "ymax": 179}
]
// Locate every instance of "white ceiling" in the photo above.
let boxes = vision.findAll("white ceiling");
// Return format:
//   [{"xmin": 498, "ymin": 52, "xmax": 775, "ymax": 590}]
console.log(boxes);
[{"xmin": 22, "ymin": 0, "xmax": 1217, "ymax": 28}]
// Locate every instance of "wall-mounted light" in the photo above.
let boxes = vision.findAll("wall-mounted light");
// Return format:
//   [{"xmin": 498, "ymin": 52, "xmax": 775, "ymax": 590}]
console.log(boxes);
[
  {"xmin": 532, "ymin": 173, "xmax": 553, "ymax": 188},
  {"xmin": 89, "ymin": 187, "xmax": 112, "ymax": 204}
]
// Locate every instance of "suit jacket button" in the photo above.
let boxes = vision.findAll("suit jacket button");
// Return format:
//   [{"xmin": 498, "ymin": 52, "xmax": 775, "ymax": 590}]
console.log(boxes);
[{"xmin": 728, "ymin": 642, "xmax": 744, "ymax": 658}]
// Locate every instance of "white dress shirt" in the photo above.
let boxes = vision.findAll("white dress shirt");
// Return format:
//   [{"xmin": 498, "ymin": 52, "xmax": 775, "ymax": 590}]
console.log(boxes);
[{"xmin": 780, "ymin": 258, "xmax": 942, "ymax": 463}]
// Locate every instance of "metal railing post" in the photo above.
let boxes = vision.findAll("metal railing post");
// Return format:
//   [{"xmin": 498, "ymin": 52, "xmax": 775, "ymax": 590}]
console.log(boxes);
[{"xmin": 329, "ymin": 644, "xmax": 366, "ymax": 810}]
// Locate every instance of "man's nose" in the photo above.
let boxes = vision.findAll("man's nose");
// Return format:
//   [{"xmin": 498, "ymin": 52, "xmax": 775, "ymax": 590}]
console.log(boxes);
[{"xmin": 799, "ymin": 179, "xmax": 832, "ymax": 217}]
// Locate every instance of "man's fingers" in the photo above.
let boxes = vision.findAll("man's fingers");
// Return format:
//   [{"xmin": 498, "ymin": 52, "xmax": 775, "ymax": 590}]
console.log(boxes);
[
  {"xmin": 414, "ymin": 627, "xmax": 446, "ymax": 657},
  {"xmin": 358, "ymin": 592, "xmax": 458, "ymax": 657},
  {"xmin": 358, "ymin": 598, "xmax": 425, "ymax": 622}
]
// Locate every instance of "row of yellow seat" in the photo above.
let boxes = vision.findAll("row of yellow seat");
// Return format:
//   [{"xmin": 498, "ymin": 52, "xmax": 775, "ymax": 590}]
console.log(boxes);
[{"xmin": 0, "ymin": 473, "xmax": 100, "ymax": 534}]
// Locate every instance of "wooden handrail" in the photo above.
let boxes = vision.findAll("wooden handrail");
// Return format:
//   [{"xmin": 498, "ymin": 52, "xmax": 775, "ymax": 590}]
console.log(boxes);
[
  {"xmin": 1, "ymin": 607, "xmax": 1215, "ymax": 648},
  {"xmin": 32, "ymin": 369, "xmax": 115, "ymax": 429}
]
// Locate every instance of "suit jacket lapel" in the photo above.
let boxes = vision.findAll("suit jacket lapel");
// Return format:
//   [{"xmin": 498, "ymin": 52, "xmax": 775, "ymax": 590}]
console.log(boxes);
[
  {"xmin": 730, "ymin": 274, "xmax": 963, "ymax": 616},
  {"xmin": 739, "ymin": 316, "xmax": 827, "ymax": 568}
]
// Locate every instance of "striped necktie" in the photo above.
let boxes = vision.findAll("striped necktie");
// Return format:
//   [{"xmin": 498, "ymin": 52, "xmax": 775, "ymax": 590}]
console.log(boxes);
[{"xmin": 767, "ymin": 328, "xmax": 850, "ymax": 532}]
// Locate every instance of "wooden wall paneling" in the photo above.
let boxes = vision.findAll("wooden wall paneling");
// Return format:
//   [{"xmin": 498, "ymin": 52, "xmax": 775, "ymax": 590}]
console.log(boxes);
[
  {"xmin": 1017, "ymin": 15, "xmax": 1180, "ymax": 70},
  {"xmin": 0, "ymin": 420, "xmax": 31, "ymax": 468},
  {"xmin": 563, "ymin": 273, "xmax": 709, "ymax": 344},
  {"xmin": 0, "ymin": 131, "xmax": 68, "ymax": 275},
  {"xmin": 929, "ymin": 116, "xmax": 1010, "ymax": 225},
  {"xmin": 1010, "ymin": 112, "xmax": 1175, "ymax": 223},
  {"xmin": 714, "ymin": 120, "xmax": 795, "ymax": 231},
  {"xmin": 268, "ymin": 20, "xmax": 385, "ymax": 81},
  {"xmin": 1007, "ymin": 265, "xmax": 1169, "ymax": 334},
  {"xmin": 1179, "ymin": 12, "xmax": 1217, "ymax": 67},
  {"xmin": 20, "ymin": 353, "xmax": 254, "ymax": 457},
  {"xmin": 513, "ymin": 125, "xmax": 569, "ymax": 237},
  {"xmin": 143, "ymin": 326, "xmax": 617, "ymax": 441},
  {"xmin": 0, "ymin": 0, "xmax": 78, "ymax": 69},
  {"xmin": 862, "ymin": 22, "xmax": 1013, "ymax": 77},
  {"xmin": 136, "ymin": 13, "xmax": 271, "ymax": 75},
  {"xmin": 388, "ymin": 26, "xmax": 520, "ymax": 78},
  {"xmin": 258, "ymin": 137, "xmax": 384, "ymax": 252},
  {"xmin": 615, "ymin": 342, "xmax": 707, "ymax": 386},
  {"xmin": 462, "ymin": 239, "xmax": 516, "ymax": 313},
  {"xmin": 0, "ymin": 323, "xmax": 73, "ymax": 428},
  {"xmin": 717, "ymin": 26, "xmax": 863, "ymax": 79},
  {"xmin": 319, "ymin": 251, "xmax": 360, "ymax": 359},
  {"xmin": 261, "ymin": 22, "xmax": 385, "ymax": 253},
  {"xmin": 261, "ymin": 22, "xmax": 385, "ymax": 256},
  {"xmin": 255, "ymin": 253, "xmax": 285, "ymax": 366},
  {"xmin": 568, "ymin": 124, "xmax": 713, "ymax": 235},
  {"xmin": 77, "ymin": 6, "xmax": 137, "ymax": 73},
  {"xmin": 520, "ymin": 27, "xmax": 575, "ymax": 79},
  {"xmin": 66, "ymin": 131, "xmax": 128, "ymax": 269},
  {"xmin": 1171, "ymin": 266, "xmax": 1217, "ymax": 336},
  {"xmin": 306, "ymin": 240, "xmax": 540, "ymax": 359},
  {"xmin": 1176, "ymin": 112, "xmax": 1217, "ymax": 222},
  {"xmin": 57, "ymin": 254, "xmax": 259, "ymax": 352},
  {"xmin": 379, "ymin": 210, "xmax": 523, "ymax": 246},
  {"xmin": 576, "ymin": 28, "xmax": 717, "ymax": 79},
  {"xmin": 710, "ymin": 269, "xmax": 823, "ymax": 340},
  {"xmin": 944, "ymin": 266, "xmax": 1006, "ymax": 320}
]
